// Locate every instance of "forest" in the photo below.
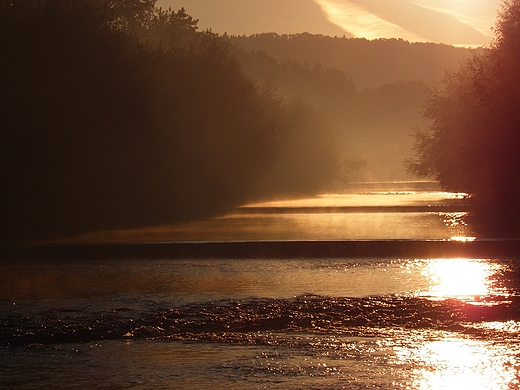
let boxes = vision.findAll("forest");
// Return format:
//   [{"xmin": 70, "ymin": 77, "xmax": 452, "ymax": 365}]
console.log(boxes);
[
  {"xmin": 405, "ymin": 0, "xmax": 520, "ymax": 233},
  {"xmin": 1, "ymin": 0, "xmax": 342, "ymax": 243},
  {"xmin": 0, "ymin": 0, "xmax": 481, "ymax": 243},
  {"xmin": 229, "ymin": 37, "xmax": 474, "ymax": 182},
  {"xmin": 229, "ymin": 33, "xmax": 477, "ymax": 89}
]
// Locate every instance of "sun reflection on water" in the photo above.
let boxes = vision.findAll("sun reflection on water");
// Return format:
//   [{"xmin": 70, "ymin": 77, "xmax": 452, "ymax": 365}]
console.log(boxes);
[
  {"xmin": 420, "ymin": 259, "xmax": 496, "ymax": 300},
  {"xmin": 400, "ymin": 259, "xmax": 519, "ymax": 389},
  {"xmin": 399, "ymin": 337, "xmax": 520, "ymax": 390},
  {"xmin": 449, "ymin": 236, "xmax": 476, "ymax": 242}
]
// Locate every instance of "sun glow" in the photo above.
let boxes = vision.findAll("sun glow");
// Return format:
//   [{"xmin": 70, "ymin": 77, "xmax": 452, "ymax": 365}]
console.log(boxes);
[
  {"xmin": 314, "ymin": 0, "xmax": 497, "ymax": 45},
  {"xmin": 315, "ymin": 0, "xmax": 424, "ymax": 41},
  {"xmin": 402, "ymin": 338, "xmax": 520, "ymax": 390},
  {"xmin": 421, "ymin": 259, "xmax": 493, "ymax": 299}
]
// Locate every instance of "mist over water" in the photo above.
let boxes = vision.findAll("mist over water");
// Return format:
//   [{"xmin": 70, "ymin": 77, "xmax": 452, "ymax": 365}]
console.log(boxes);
[{"xmin": 66, "ymin": 181, "xmax": 473, "ymax": 243}]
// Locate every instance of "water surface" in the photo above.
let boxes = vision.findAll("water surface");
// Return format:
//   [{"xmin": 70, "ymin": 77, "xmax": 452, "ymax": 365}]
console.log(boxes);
[
  {"xmin": 2, "ymin": 182, "xmax": 519, "ymax": 389},
  {"xmin": 65, "ymin": 182, "xmax": 473, "ymax": 243},
  {"xmin": 1, "ymin": 257, "xmax": 519, "ymax": 389}
]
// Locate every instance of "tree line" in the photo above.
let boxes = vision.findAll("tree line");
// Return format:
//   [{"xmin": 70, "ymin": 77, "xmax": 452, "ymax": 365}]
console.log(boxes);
[
  {"xmin": 229, "ymin": 33, "xmax": 477, "ymax": 89},
  {"xmin": 405, "ymin": 0, "xmax": 520, "ymax": 234},
  {"xmin": 233, "ymin": 45, "xmax": 431, "ymax": 181},
  {"xmin": 0, "ymin": 0, "xmax": 337, "ymax": 243},
  {"xmin": 3, "ymin": 0, "xmax": 509, "ymax": 243}
]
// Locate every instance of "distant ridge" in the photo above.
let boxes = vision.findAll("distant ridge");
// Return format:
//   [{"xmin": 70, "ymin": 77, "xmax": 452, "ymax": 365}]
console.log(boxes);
[{"xmin": 229, "ymin": 33, "xmax": 479, "ymax": 88}]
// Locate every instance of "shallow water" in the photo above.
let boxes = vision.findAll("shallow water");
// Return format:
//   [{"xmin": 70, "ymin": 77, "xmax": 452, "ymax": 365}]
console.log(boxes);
[
  {"xmin": 1, "ymin": 257, "xmax": 519, "ymax": 389},
  {"xmin": 2, "ymin": 183, "xmax": 519, "ymax": 389}
]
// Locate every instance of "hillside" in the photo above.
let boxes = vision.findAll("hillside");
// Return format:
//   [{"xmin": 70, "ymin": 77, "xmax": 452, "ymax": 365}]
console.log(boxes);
[
  {"xmin": 229, "ymin": 33, "xmax": 479, "ymax": 89},
  {"xmin": 229, "ymin": 34, "xmax": 480, "ymax": 181}
]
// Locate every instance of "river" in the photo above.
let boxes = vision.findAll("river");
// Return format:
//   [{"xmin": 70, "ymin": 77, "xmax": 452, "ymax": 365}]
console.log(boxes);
[{"xmin": 1, "ymin": 182, "xmax": 519, "ymax": 389}]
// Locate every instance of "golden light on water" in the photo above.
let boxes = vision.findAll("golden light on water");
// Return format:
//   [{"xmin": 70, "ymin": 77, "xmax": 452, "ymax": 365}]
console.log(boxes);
[
  {"xmin": 405, "ymin": 259, "xmax": 518, "ymax": 388},
  {"xmin": 449, "ymin": 236, "xmax": 476, "ymax": 242},
  {"xmin": 446, "ymin": 192, "xmax": 469, "ymax": 200},
  {"xmin": 421, "ymin": 259, "xmax": 494, "ymax": 299},
  {"xmin": 405, "ymin": 338, "xmax": 519, "ymax": 390}
]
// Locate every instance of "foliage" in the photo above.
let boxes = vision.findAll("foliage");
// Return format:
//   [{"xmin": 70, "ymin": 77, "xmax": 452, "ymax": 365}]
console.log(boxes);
[
  {"xmin": 234, "ymin": 44, "xmax": 429, "ymax": 181},
  {"xmin": 257, "ymin": 99, "xmax": 340, "ymax": 197},
  {"xmin": 405, "ymin": 0, "xmax": 520, "ymax": 207},
  {"xmin": 0, "ymin": 0, "xmax": 293, "ymax": 243},
  {"xmin": 229, "ymin": 33, "xmax": 476, "ymax": 89},
  {"xmin": 237, "ymin": 50, "xmax": 356, "ymax": 111}
]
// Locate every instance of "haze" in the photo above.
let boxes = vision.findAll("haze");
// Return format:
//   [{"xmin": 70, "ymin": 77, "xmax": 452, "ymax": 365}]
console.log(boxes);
[
  {"xmin": 0, "ymin": 0, "xmax": 506, "ymax": 243},
  {"xmin": 157, "ymin": 0, "xmax": 500, "ymax": 45}
]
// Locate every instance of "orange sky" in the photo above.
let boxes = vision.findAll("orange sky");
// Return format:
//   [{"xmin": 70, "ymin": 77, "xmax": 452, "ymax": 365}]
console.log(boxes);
[{"xmin": 157, "ymin": 0, "xmax": 501, "ymax": 46}]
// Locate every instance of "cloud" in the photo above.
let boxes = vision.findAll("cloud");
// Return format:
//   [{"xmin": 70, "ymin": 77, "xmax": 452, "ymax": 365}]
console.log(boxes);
[
  {"xmin": 315, "ymin": 0, "xmax": 424, "ymax": 41},
  {"xmin": 316, "ymin": 0, "xmax": 495, "ymax": 45},
  {"xmin": 156, "ymin": 0, "xmax": 498, "ymax": 44},
  {"xmin": 417, "ymin": 0, "xmax": 500, "ymax": 36}
]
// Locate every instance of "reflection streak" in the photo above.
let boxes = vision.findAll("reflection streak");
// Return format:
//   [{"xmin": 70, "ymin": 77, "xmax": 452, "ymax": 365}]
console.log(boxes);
[
  {"xmin": 399, "ymin": 259, "xmax": 518, "ymax": 389},
  {"xmin": 401, "ymin": 338, "xmax": 519, "ymax": 390},
  {"xmin": 420, "ymin": 259, "xmax": 496, "ymax": 300}
]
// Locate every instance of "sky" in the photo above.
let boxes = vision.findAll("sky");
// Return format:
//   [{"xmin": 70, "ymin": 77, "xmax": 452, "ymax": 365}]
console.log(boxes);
[{"xmin": 157, "ymin": 0, "xmax": 502, "ymax": 46}]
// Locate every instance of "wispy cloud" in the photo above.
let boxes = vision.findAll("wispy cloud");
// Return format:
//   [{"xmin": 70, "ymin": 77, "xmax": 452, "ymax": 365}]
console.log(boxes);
[
  {"xmin": 315, "ymin": 0, "xmax": 423, "ymax": 41},
  {"xmin": 416, "ymin": 0, "xmax": 499, "ymax": 36},
  {"xmin": 315, "ymin": 0, "xmax": 497, "ymax": 45}
]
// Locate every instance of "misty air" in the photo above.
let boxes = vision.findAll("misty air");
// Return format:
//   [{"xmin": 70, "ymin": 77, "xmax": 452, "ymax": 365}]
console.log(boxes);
[{"xmin": 1, "ymin": 1, "xmax": 520, "ymax": 389}]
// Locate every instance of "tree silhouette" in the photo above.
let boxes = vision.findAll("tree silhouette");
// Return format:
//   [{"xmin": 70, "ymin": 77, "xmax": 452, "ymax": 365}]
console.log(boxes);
[
  {"xmin": 0, "ymin": 0, "xmax": 284, "ymax": 243},
  {"xmin": 405, "ymin": 0, "xmax": 520, "ymax": 218}
]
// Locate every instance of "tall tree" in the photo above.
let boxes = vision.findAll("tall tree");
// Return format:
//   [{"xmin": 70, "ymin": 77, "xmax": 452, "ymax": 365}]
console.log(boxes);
[
  {"xmin": 0, "ymin": 0, "xmax": 283, "ymax": 243},
  {"xmin": 405, "ymin": 0, "xmax": 520, "ymax": 210}
]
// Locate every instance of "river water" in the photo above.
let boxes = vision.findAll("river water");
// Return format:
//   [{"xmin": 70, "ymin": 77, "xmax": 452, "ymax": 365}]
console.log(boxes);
[
  {"xmin": 64, "ymin": 181, "xmax": 472, "ymax": 243},
  {"xmin": 1, "ymin": 182, "xmax": 519, "ymax": 389}
]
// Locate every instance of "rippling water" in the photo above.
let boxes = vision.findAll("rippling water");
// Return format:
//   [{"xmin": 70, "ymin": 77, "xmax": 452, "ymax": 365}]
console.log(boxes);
[
  {"xmin": 2, "ymin": 183, "xmax": 520, "ymax": 389},
  {"xmin": 2, "ymin": 257, "xmax": 519, "ymax": 389}
]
